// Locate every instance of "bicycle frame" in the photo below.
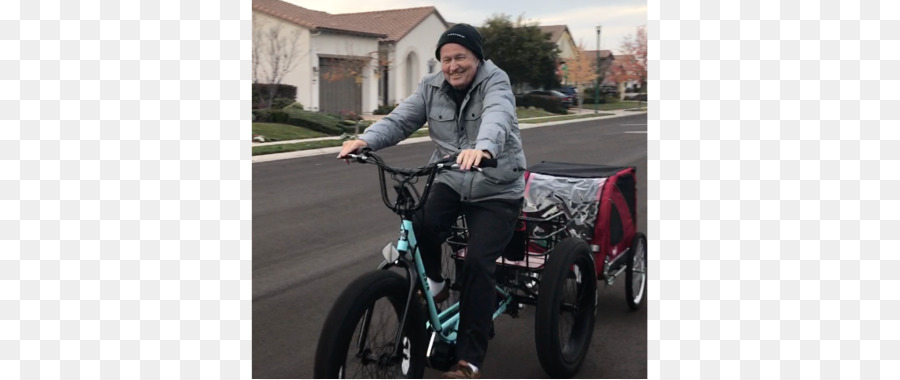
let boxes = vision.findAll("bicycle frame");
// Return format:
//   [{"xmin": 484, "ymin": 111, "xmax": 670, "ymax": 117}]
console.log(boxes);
[
  {"xmin": 378, "ymin": 210, "xmax": 514, "ymax": 355},
  {"xmin": 348, "ymin": 151, "xmax": 511, "ymax": 365}
]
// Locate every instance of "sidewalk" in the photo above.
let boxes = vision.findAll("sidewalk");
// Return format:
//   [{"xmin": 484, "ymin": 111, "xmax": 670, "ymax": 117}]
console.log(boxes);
[{"xmin": 252, "ymin": 108, "xmax": 646, "ymax": 163}]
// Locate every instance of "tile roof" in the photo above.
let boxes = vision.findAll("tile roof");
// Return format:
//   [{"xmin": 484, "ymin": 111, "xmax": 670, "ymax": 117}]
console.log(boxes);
[
  {"xmin": 252, "ymin": 0, "xmax": 447, "ymax": 42},
  {"xmin": 331, "ymin": 7, "xmax": 446, "ymax": 42},
  {"xmin": 604, "ymin": 54, "xmax": 644, "ymax": 82},
  {"xmin": 537, "ymin": 25, "xmax": 569, "ymax": 43},
  {"xmin": 583, "ymin": 50, "xmax": 614, "ymax": 59},
  {"xmin": 252, "ymin": 0, "xmax": 386, "ymax": 38}
]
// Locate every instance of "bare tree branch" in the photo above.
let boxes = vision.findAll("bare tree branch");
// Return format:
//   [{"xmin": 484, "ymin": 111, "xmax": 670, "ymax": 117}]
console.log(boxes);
[{"xmin": 252, "ymin": 21, "xmax": 306, "ymax": 108}]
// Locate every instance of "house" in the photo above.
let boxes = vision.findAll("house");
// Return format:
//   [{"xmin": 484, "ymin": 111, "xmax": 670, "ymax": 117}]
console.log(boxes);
[
  {"xmin": 582, "ymin": 49, "xmax": 615, "ymax": 75},
  {"xmin": 537, "ymin": 25, "xmax": 578, "ymax": 61},
  {"xmin": 329, "ymin": 7, "xmax": 449, "ymax": 108},
  {"xmin": 252, "ymin": 0, "xmax": 448, "ymax": 115},
  {"xmin": 602, "ymin": 54, "xmax": 644, "ymax": 98},
  {"xmin": 537, "ymin": 25, "xmax": 579, "ymax": 85}
]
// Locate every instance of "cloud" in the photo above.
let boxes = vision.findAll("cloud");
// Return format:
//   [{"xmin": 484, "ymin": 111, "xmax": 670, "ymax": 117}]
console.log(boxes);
[
  {"xmin": 281, "ymin": 0, "xmax": 646, "ymax": 53},
  {"xmin": 536, "ymin": 5, "xmax": 647, "ymax": 53}
]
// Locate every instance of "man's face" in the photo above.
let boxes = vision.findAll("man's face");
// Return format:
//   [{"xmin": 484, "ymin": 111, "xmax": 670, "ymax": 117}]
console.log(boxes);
[{"xmin": 440, "ymin": 43, "xmax": 479, "ymax": 90}]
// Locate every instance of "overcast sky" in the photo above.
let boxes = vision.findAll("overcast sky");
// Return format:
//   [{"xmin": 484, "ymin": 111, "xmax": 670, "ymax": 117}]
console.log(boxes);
[{"xmin": 282, "ymin": 0, "xmax": 647, "ymax": 55}]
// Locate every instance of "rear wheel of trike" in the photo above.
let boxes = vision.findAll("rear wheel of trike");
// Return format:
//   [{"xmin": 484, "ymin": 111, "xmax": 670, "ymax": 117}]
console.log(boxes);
[
  {"xmin": 625, "ymin": 232, "xmax": 647, "ymax": 310},
  {"xmin": 534, "ymin": 237, "xmax": 597, "ymax": 378},
  {"xmin": 313, "ymin": 270, "xmax": 427, "ymax": 379}
]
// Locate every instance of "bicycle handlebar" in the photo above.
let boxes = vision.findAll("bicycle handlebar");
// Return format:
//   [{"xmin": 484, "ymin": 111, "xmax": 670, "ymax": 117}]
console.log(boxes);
[
  {"xmin": 346, "ymin": 149, "xmax": 497, "ymax": 215},
  {"xmin": 349, "ymin": 149, "xmax": 496, "ymax": 172}
]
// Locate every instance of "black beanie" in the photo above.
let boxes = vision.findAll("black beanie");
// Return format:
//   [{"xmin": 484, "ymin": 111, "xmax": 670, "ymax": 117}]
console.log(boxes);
[{"xmin": 435, "ymin": 23, "xmax": 484, "ymax": 61}]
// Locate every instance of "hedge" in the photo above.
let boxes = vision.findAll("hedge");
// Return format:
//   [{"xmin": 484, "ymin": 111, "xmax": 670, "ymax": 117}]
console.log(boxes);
[
  {"xmin": 252, "ymin": 84, "xmax": 298, "ymax": 109},
  {"xmin": 515, "ymin": 94, "xmax": 567, "ymax": 114}
]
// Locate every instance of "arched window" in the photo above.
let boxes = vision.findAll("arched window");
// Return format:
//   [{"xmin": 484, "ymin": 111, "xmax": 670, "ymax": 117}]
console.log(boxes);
[{"xmin": 405, "ymin": 51, "xmax": 419, "ymax": 97}]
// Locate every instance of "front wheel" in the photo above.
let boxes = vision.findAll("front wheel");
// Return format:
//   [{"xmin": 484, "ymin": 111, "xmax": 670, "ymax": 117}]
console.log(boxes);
[
  {"xmin": 313, "ymin": 270, "xmax": 427, "ymax": 379},
  {"xmin": 625, "ymin": 233, "xmax": 647, "ymax": 310},
  {"xmin": 534, "ymin": 238, "xmax": 597, "ymax": 378}
]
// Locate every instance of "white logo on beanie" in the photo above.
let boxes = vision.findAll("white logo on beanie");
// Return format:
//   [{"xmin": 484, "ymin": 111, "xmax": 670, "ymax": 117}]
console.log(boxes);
[{"xmin": 446, "ymin": 32, "xmax": 466, "ymax": 39}]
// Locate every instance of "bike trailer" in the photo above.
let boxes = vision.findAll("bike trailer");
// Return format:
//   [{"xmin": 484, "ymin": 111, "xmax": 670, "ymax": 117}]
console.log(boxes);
[{"xmin": 522, "ymin": 161, "xmax": 637, "ymax": 275}]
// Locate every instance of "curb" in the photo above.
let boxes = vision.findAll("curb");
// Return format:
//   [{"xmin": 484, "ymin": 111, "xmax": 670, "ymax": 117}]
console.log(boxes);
[{"xmin": 252, "ymin": 110, "xmax": 647, "ymax": 163}]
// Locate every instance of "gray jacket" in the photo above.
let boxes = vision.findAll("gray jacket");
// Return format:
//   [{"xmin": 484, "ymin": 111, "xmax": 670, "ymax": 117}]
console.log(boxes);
[{"xmin": 359, "ymin": 60, "xmax": 526, "ymax": 202}]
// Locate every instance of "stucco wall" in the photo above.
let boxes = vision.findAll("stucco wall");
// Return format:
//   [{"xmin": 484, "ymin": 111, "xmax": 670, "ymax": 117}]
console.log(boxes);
[
  {"xmin": 252, "ymin": 12, "xmax": 312, "ymax": 108},
  {"xmin": 388, "ymin": 14, "xmax": 447, "ymax": 105},
  {"xmin": 557, "ymin": 32, "xmax": 578, "ymax": 61},
  {"xmin": 252, "ymin": 11, "xmax": 382, "ymax": 114}
]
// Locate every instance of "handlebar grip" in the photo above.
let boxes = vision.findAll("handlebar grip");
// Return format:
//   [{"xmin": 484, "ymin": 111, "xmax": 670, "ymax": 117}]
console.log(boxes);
[
  {"xmin": 346, "ymin": 147, "xmax": 374, "ymax": 163},
  {"xmin": 478, "ymin": 158, "xmax": 498, "ymax": 168}
]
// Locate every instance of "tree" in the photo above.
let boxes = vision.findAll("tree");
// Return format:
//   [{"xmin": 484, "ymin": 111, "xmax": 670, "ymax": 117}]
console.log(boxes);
[
  {"xmin": 479, "ymin": 14, "xmax": 561, "ymax": 92},
  {"xmin": 252, "ymin": 18, "xmax": 305, "ymax": 109},
  {"xmin": 619, "ymin": 25, "xmax": 647, "ymax": 91},
  {"xmin": 566, "ymin": 43, "xmax": 598, "ymax": 107},
  {"xmin": 594, "ymin": 50, "xmax": 614, "ymax": 90}
]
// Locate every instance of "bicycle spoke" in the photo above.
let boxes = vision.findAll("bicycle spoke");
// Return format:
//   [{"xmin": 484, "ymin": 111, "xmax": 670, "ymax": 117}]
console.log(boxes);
[{"xmin": 344, "ymin": 297, "xmax": 406, "ymax": 378}]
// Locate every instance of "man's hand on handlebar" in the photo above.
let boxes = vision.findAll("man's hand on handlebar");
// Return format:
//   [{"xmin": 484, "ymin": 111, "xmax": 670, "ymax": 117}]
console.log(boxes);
[
  {"xmin": 337, "ymin": 139, "xmax": 369, "ymax": 163},
  {"xmin": 457, "ymin": 149, "xmax": 492, "ymax": 171}
]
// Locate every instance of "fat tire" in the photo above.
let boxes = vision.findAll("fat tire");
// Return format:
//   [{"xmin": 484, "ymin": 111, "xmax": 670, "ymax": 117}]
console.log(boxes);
[
  {"xmin": 625, "ymin": 233, "xmax": 647, "ymax": 310},
  {"xmin": 534, "ymin": 238, "xmax": 597, "ymax": 378},
  {"xmin": 313, "ymin": 270, "xmax": 427, "ymax": 379}
]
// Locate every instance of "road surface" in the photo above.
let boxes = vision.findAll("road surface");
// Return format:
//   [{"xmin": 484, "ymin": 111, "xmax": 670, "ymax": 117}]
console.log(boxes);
[{"xmin": 253, "ymin": 113, "xmax": 648, "ymax": 378}]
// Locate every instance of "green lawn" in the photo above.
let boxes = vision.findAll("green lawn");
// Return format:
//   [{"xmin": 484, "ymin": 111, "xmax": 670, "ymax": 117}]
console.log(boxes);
[
  {"xmin": 516, "ymin": 107, "xmax": 558, "ymax": 119},
  {"xmin": 519, "ymin": 113, "xmax": 614, "ymax": 124},
  {"xmin": 253, "ymin": 140, "xmax": 344, "ymax": 155},
  {"xmin": 252, "ymin": 122, "xmax": 327, "ymax": 142},
  {"xmin": 252, "ymin": 129, "xmax": 432, "ymax": 156}
]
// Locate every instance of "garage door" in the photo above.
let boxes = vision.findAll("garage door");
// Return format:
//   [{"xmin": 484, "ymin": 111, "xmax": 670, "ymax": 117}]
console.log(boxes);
[{"xmin": 319, "ymin": 57, "xmax": 363, "ymax": 115}]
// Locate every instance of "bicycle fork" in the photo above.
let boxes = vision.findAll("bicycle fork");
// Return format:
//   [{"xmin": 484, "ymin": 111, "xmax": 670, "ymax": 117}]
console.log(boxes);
[
  {"xmin": 365, "ymin": 218, "xmax": 517, "ymax": 368},
  {"xmin": 359, "ymin": 219, "xmax": 432, "ymax": 367}
]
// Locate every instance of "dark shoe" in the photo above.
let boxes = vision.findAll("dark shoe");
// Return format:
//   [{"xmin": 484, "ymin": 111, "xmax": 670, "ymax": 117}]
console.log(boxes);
[
  {"xmin": 432, "ymin": 280, "xmax": 450, "ymax": 303},
  {"xmin": 441, "ymin": 361, "xmax": 480, "ymax": 379}
]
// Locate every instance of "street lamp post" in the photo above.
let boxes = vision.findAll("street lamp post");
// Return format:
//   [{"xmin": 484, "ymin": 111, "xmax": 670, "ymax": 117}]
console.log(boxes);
[{"xmin": 595, "ymin": 25, "xmax": 601, "ymax": 114}]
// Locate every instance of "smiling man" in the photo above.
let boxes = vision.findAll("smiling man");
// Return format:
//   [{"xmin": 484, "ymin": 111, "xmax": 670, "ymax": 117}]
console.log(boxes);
[{"xmin": 338, "ymin": 23, "xmax": 526, "ymax": 379}]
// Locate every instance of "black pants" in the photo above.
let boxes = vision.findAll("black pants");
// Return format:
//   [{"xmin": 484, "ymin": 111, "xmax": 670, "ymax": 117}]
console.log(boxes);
[{"xmin": 413, "ymin": 183, "xmax": 521, "ymax": 368}]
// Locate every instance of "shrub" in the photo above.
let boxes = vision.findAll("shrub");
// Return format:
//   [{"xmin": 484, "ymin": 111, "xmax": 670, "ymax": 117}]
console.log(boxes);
[
  {"xmin": 285, "ymin": 117, "xmax": 344, "ymax": 135},
  {"xmin": 515, "ymin": 94, "xmax": 567, "ymax": 114},
  {"xmin": 373, "ymin": 104, "xmax": 397, "ymax": 115},
  {"xmin": 338, "ymin": 110, "xmax": 363, "ymax": 121},
  {"xmin": 254, "ymin": 107, "xmax": 359, "ymax": 136},
  {"xmin": 252, "ymin": 109, "xmax": 270, "ymax": 122},
  {"xmin": 624, "ymin": 94, "xmax": 647, "ymax": 101},
  {"xmin": 271, "ymin": 97, "xmax": 295, "ymax": 109},
  {"xmin": 582, "ymin": 85, "xmax": 620, "ymax": 105},
  {"xmin": 283, "ymin": 102, "xmax": 304, "ymax": 111},
  {"xmin": 252, "ymin": 109, "xmax": 288, "ymax": 123},
  {"xmin": 269, "ymin": 110, "xmax": 289, "ymax": 123},
  {"xmin": 281, "ymin": 108, "xmax": 354, "ymax": 135},
  {"xmin": 253, "ymin": 83, "xmax": 297, "ymax": 101},
  {"xmin": 252, "ymin": 83, "xmax": 298, "ymax": 109}
]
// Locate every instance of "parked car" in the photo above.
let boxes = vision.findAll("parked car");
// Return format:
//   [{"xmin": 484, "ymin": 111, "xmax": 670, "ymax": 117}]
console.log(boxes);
[
  {"xmin": 557, "ymin": 86, "xmax": 579, "ymax": 104},
  {"xmin": 525, "ymin": 90, "xmax": 575, "ymax": 108},
  {"xmin": 599, "ymin": 85, "xmax": 619, "ymax": 97},
  {"xmin": 582, "ymin": 85, "xmax": 620, "ymax": 104}
]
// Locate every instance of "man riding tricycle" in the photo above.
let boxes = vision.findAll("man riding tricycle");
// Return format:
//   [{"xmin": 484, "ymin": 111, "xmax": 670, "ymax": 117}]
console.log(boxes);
[{"xmin": 313, "ymin": 23, "xmax": 646, "ymax": 379}]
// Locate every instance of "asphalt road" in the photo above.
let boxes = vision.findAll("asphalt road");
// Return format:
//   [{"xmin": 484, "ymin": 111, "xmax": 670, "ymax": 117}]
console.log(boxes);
[{"xmin": 252, "ymin": 113, "xmax": 648, "ymax": 379}]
